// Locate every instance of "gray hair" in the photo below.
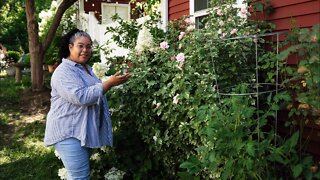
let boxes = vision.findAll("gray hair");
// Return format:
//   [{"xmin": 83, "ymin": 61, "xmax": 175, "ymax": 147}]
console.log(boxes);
[{"xmin": 69, "ymin": 31, "xmax": 92, "ymax": 44}]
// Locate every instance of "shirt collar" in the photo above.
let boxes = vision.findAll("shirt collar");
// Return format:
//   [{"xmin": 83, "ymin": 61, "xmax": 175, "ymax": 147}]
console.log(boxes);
[
  {"xmin": 62, "ymin": 58, "xmax": 93, "ymax": 71},
  {"xmin": 62, "ymin": 58, "xmax": 78, "ymax": 66}
]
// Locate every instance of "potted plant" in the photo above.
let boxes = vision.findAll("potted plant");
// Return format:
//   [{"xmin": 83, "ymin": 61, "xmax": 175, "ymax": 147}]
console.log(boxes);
[
  {"xmin": 44, "ymin": 58, "xmax": 58, "ymax": 73},
  {"xmin": 5, "ymin": 50, "xmax": 21, "ymax": 76}
]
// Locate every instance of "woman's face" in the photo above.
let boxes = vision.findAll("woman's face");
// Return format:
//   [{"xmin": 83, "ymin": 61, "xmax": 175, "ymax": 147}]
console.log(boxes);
[{"xmin": 68, "ymin": 36, "xmax": 92, "ymax": 64}]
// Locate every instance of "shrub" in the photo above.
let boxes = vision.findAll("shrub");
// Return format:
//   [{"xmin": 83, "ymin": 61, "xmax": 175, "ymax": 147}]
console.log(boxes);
[
  {"xmin": 22, "ymin": 53, "xmax": 30, "ymax": 67},
  {"xmin": 90, "ymin": 0, "xmax": 319, "ymax": 179},
  {"xmin": 5, "ymin": 50, "xmax": 21, "ymax": 63}
]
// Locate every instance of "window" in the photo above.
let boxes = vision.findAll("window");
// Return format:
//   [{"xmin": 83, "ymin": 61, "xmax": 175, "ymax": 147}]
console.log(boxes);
[
  {"xmin": 195, "ymin": 0, "xmax": 208, "ymax": 12},
  {"xmin": 190, "ymin": 0, "xmax": 244, "ymax": 29},
  {"xmin": 101, "ymin": 3, "xmax": 130, "ymax": 24},
  {"xmin": 191, "ymin": 0, "xmax": 209, "ymax": 29}
]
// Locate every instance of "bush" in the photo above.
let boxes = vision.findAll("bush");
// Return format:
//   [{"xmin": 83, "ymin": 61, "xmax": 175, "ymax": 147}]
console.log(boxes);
[
  {"xmin": 90, "ymin": 1, "xmax": 319, "ymax": 179},
  {"xmin": 5, "ymin": 50, "xmax": 21, "ymax": 63},
  {"xmin": 22, "ymin": 53, "xmax": 30, "ymax": 67}
]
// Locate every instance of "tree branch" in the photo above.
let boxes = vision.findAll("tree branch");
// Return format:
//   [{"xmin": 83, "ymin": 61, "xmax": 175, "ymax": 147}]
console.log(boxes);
[{"xmin": 42, "ymin": 0, "xmax": 78, "ymax": 52}]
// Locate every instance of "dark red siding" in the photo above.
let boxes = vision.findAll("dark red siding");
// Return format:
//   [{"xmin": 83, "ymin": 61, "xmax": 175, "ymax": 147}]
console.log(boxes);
[
  {"xmin": 168, "ymin": 0, "xmax": 189, "ymax": 20},
  {"xmin": 252, "ymin": 0, "xmax": 320, "ymax": 31}
]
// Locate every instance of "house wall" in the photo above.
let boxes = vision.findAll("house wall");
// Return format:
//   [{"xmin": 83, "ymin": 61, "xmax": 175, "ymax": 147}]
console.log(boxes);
[
  {"xmin": 168, "ymin": 0, "xmax": 189, "ymax": 20},
  {"xmin": 252, "ymin": 0, "xmax": 320, "ymax": 31}
]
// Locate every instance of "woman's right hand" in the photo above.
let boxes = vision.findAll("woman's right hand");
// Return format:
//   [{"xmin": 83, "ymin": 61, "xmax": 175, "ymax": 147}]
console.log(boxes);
[{"xmin": 102, "ymin": 71, "xmax": 131, "ymax": 93}]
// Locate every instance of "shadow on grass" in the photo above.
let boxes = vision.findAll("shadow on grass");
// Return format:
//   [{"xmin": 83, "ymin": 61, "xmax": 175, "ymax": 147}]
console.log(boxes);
[
  {"xmin": 0, "ymin": 153, "xmax": 61, "ymax": 180},
  {"xmin": 0, "ymin": 116, "xmax": 62, "ymax": 180}
]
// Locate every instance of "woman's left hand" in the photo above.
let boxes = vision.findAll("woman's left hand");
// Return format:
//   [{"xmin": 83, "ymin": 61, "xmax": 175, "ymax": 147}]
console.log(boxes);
[{"xmin": 102, "ymin": 71, "xmax": 131, "ymax": 93}]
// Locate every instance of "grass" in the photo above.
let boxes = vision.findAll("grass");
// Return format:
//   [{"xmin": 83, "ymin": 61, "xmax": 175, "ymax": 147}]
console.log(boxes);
[
  {"xmin": 0, "ymin": 72, "xmax": 62, "ymax": 180},
  {"xmin": 0, "ymin": 76, "xmax": 30, "ymax": 105}
]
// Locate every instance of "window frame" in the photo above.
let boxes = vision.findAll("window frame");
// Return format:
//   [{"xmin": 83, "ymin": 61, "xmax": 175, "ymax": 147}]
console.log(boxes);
[
  {"xmin": 101, "ymin": 3, "xmax": 131, "ymax": 24},
  {"xmin": 189, "ymin": 0, "xmax": 209, "ymax": 27},
  {"xmin": 189, "ymin": 0, "xmax": 245, "ymax": 28}
]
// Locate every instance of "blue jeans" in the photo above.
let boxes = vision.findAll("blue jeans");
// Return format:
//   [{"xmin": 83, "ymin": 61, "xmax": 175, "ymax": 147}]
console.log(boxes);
[{"xmin": 54, "ymin": 138, "xmax": 90, "ymax": 180}]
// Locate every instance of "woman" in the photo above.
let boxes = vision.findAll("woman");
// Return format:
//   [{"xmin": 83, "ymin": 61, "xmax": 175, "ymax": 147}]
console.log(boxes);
[{"xmin": 44, "ymin": 29, "xmax": 130, "ymax": 179}]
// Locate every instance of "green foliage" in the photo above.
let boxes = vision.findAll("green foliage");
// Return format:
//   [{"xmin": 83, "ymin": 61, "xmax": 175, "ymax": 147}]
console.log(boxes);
[
  {"xmin": 0, "ymin": 0, "xmax": 52, "ymax": 52},
  {"xmin": 0, "ymin": 1, "xmax": 28, "ymax": 51},
  {"xmin": 5, "ymin": 50, "xmax": 21, "ymax": 63},
  {"xmin": 21, "ymin": 53, "xmax": 31, "ymax": 67},
  {"xmin": 0, "ymin": 76, "xmax": 29, "ymax": 104},
  {"xmin": 0, "ymin": 75, "xmax": 62, "ymax": 180},
  {"xmin": 106, "ymin": 15, "xmax": 141, "ymax": 50},
  {"xmin": 278, "ymin": 25, "xmax": 320, "ymax": 121},
  {"xmin": 40, "ymin": 1, "xmax": 77, "ymax": 65},
  {"xmin": 92, "ymin": 0, "xmax": 319, "ymax": 179}
]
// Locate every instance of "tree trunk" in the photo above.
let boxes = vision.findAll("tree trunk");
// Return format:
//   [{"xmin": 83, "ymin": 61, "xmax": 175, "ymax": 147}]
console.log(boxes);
[
  {"xmin": 25, "ymin": 0, "xmax": 78, "ymax": 92},
  {"xmin": 26, "ymin": 0, "xmax": 44, "ymax": 91}
]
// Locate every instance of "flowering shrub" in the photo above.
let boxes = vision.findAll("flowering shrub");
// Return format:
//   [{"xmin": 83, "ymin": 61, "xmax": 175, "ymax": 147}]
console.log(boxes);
[
  {"xmin": 92, "ymin": 62, "xmax": 111, "ymax": 80},
  {"xmin": 135, "ymin": 25, "xmax": 156, "ymax": 54},
  {"xmin": 88, "ymin": 0, "xmax": 320, "ymax": 179},
  {"xmin": 104, "ymin": 167, "xmax": 126, "ymax": 180}
]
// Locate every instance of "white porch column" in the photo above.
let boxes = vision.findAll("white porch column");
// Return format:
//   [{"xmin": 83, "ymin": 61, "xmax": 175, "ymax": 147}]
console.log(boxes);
[{"xmin": 161, "ymin": 0, "xmax": 168, "ymax": 31}]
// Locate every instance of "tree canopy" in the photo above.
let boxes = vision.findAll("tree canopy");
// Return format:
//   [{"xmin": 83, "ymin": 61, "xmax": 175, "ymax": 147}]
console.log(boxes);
[{"xmin": 0, "ymin": 0, "xmax": 52, "ymax": 52}]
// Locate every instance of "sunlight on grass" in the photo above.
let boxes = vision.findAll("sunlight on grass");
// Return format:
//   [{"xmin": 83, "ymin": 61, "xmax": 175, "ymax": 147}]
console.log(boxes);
[
  {"xmin": 0, "ymin": 70, "xmax": 7, "ymax": 77},
  {"xmin": 0, "ymin": 117, "xmax": 61, "ymax": 179},
  {"xmin": 0, "ymin": 74, "xmax": 62, "ymax": 179},
  {"xmin": 23, "ymin": 137, "xmax": 52, "ymax": 153}
]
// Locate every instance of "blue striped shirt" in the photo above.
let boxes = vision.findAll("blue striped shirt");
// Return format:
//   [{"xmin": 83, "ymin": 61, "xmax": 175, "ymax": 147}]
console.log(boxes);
[{"xmin": 44, "ymin": 58, "xmax": 113, "ymax": 148}]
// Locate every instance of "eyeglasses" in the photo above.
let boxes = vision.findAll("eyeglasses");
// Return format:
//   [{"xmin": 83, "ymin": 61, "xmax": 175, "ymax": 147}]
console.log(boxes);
[{"xmin": 73, "ymin": 44, "xmax": 92, "ymax": 50}]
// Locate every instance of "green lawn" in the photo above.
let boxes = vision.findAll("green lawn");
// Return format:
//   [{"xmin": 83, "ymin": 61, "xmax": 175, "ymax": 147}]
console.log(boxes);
[{"xmin": 0, "ymin": 74, "xmax": 62, "ymax": 180}]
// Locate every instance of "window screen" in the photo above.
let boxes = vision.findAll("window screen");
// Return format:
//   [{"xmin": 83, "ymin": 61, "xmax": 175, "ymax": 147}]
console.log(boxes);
[{"xmin": 194, "ymin": 0, "xmax": 208, "ymax": 11}]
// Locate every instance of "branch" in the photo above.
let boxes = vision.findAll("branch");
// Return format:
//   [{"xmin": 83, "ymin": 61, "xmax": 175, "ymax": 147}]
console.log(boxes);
[{"xmin": 42, "ymin": 0, "xmax": 78, "ymax": 52}]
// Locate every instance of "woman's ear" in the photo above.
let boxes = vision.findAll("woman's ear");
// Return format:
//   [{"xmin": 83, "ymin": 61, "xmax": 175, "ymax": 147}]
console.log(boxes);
[{"xmin": 68, "ymin": 44, "xmax": 73, "ymax": 51}]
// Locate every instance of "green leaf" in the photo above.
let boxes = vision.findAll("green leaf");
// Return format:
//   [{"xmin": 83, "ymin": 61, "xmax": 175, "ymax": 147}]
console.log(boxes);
[
  {"xmin": 221, "ymin": 160, "xmax": 233, "ymax": 180},
  {"xmin": 180, "ymin": 156, "xmax": 199, "ymax": 169},
  {"xmin": 177, "ymin": 172, "xmax": 195, "ymax": 180},
  {"xmin": 292, "ymin": 164, "xmax": 303, "ymax": 178},
  {"xmin": 287, "ymin": 131, "xmax": 300, "ymax": 149},
  {"xmin": 253, "ymin": 3, "xmax": 265, "ymax": 12},
  {"xmin": 246, "ymin": 142, "xmax": 255, "ymax": 157},
  {"xmin": 270, "ymin": 153, "xmax": 286, "ymax": 164}
]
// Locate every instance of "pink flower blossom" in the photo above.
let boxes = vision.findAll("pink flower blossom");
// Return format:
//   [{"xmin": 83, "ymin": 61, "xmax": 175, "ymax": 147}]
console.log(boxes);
[
  {"xmin": 238, "ymin": 7, "xmax": 248, "ymax": 18},
  {"xmin": 230, "ymin": 28, "xmax": 238, "ymax": 35},
  {"xmin": 176, "ymin": 61, "xmax": 185, "ymax": 70},
  {"xmin": 160, "ymin": 41, "xmax": 169, "ymax": 49},
  {"xmin": 175, "ymin": 53, "xmax": 185, "ymax": 62},
  {"xmin": 222, "ymin": 33, "xmax": 227, "ymax": 38},
  {"xmin": 186, "ymin": 25, "xmax": 195, "ymax": 31},
  {"xmin": 178, "ymin": 32, "xmax": 186, "ymax": 40},
  {"xmin": 184, "ymin": 17, "xmax": 193, "ymax": 24},
  {"xmin": 240, "ymin": 8, "xmax": 247, "ymax": 15},
  {"xmin": 217, "ymin": 9, "xmax": 223, "ymax": 16}
]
